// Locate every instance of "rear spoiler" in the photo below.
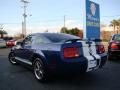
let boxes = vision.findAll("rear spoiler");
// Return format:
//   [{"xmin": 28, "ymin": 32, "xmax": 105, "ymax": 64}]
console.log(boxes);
[
  {"xmin": 64, "ymin": 39, "xmax": 82, "ymax": 43},
  {"xmin": 83, "ymin": 39, "xmax": 102, "ymax": 42},
  {"xmin": 63, "ymin": 38, "xmax": 102, "ymax": 44}
]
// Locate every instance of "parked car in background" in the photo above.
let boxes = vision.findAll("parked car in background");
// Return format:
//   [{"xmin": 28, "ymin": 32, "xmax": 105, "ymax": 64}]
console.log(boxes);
[
  {"xmin": 6, "ymin": 39, "xmax": 16, "ymax": 47},
  {"xmin": 8, "ymin": 33, "xmax": 107, "ymax": 82},
  {"xmin": 0, "ymin": 38, "xmax": 6, "ymax": 48},
  {"xmin": 108, "ymin": 34, "xmax": 120, "ymax": 60}
]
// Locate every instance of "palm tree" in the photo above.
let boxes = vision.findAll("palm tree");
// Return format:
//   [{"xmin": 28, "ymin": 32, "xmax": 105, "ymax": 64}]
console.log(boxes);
[
  {"xmin": 110, "ymin": 19, "xmax": 119, "ymax": 34},
  {"xmin": 117, "ymin": 19, "xmax": 120, "ymax": 34},
  {"xmin": 0, "ymin": 30, "xmax": 7, "ymax": 38}
]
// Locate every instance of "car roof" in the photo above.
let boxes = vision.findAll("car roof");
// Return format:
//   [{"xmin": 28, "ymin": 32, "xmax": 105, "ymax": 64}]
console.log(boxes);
[
  {"xmin": 31, "ymin": 33, "xmax": 80, "ymax": 38},
  {"xmin": 112, "ymin": 34, "xmax": 120, "ymax": 36},
  {"xmin": 30, "ymin": 33, "xmax": 80, "ymax": 43},
  {"xmin": 31, "ymin": 33, "xmax": 69, "ymax": 36}
]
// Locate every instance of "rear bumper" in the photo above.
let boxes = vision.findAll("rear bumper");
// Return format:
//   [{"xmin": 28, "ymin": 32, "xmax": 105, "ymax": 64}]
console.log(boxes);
[
  {"xmin": 47, "ymin": 57, "xmax": 88, "ymax": 74},
  {"xmin": 58, "ymin": 60, "xmax": 88, "ymax": 74},
  {"xmin": 99, "ymin": 55, "xmax": 107, "ymax": 68},
  {"xmin": 46, "ymin": 55, "xmax": 107, "ymax": 74},
  {"xmin": 109, "ymin": 50, "xmax": 120, "ymax": 57},
  {"xmin": 6, "ymin": 43, "xmax": 15, "ymax": 47}
]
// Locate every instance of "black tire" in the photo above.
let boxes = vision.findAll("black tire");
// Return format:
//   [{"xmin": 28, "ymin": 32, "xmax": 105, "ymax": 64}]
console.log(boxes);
[
  {"xmin": 107, "ymin": 53, "xmax": 116, "ymax": 61},
  {"xmin": 33, "ymin": 58, "xmax": 47, "ymax": 82},
  {"xmin": 107, "ymin": 54, "xmax": 111, "ymax": 61},
  {"xmin": 9, "ymin": 52, "xmax": 17, "ymax": 65}
]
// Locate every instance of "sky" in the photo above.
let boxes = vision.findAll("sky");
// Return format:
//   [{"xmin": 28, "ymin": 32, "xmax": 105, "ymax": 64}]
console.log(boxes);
[{"xmin": 0, "ymin": 0, "xmax": 120, "ymax": 36}]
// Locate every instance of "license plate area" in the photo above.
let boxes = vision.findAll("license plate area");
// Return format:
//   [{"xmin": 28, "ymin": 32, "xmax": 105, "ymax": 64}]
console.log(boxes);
[{"xmin": 89, "ymin": 60, "xmax": 97, "ymax": 68}]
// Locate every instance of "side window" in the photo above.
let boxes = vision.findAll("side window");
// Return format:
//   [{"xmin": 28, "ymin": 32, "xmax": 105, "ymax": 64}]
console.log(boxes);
[
  {"xmin": 34, "ymin": 36, "xmax": 44, "ymax": 44},
  {"xmin": 24, "ymin": 35, "xmax": 32, "ymax": 46},
  {"xmin": 114, "ymin": 35, "xmax": 120, "ymax": 41}
]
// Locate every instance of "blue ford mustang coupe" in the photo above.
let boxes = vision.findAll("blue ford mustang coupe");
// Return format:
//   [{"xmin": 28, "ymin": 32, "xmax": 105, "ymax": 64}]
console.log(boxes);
[{"xmin": 8, "ymin": 33, "xmax": 107, "ymax": 82}]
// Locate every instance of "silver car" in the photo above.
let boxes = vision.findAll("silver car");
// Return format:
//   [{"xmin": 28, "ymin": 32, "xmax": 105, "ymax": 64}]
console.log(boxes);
[{"xmin": 0, "ymin": 39, "xmax": 6, "ymax": 48}]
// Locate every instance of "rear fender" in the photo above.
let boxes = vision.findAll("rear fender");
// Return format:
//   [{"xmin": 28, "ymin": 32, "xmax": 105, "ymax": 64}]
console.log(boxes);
[{"xmin": 31, "ymin": 52, "xmax": 47, "ymax": 67}]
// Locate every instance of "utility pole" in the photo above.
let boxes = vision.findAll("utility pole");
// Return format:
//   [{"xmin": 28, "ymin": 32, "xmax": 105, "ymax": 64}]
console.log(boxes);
[
  {"xmin": 21, "ymin": 0, "xmax": 29, "ymax": 38},
  {"xmin": 64, "ymin": 15, "xmax": 66, "ymax": 27}
]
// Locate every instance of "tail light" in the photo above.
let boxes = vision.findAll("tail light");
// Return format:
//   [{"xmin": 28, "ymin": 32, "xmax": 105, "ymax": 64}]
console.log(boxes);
[
  {"xmin": 63, "ymin": 47, "xmax": 79, "ymax": 58},
  {"xmin": 110, "ymin": 42, "xmax": 119, "ymax": 49},
  {"xmin": 97, "ymin": 45, "xmax": 105, "ymax": 54}
]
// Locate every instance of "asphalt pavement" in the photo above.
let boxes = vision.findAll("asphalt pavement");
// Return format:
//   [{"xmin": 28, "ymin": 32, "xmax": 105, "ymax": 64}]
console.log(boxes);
[{"xmin": 0, "ymin": 48, "xmax": 120, "ymax": 90}]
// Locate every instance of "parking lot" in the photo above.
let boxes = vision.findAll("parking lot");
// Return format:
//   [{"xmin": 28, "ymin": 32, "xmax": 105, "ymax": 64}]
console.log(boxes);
[{"xmin": 0, "ymin": 48, "xmax": 120, "ymax": 90}]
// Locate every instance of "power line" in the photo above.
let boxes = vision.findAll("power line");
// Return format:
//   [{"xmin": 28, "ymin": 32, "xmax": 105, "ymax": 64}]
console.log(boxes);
[
  {"xmin": 102, "ymin": 15, "xmax": 120, "ymax": 17},
  {"xmin": 0, "ymin": 23, "xmax": 21, "ymax": 25}
]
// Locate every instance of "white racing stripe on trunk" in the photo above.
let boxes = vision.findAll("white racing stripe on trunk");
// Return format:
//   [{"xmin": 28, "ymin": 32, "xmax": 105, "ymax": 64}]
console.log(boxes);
[
  {"xmin": 89, "ymin": 42, "xmax": 101, "ymax": 60},
  {"xmin": 81, "ymin": 41, "xmax": 100, "ymax": 72},
  {"xmin": 89, "ymin": 42, "xmax": 101, "ymax": 69},
  {"xmin": 85, "ymin": 56, "xmax": 97, "ymax": 72}
]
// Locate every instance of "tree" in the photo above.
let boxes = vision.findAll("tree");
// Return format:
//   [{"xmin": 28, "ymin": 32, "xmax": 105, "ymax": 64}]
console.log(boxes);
[
  {"xmin": 60, "ymin": 27, "xmax": 83, "ymax": 38},
  {"xmin": 110, "ymin": 19, "xmax": 119, "ymax": 34},
  {"xmin": 78, "ymin": 30, "xmax": 83, "ymax": 38},
  {"xmin": 60, "ymin": 27, "xmax": 68, "ymax": 33},
  {"xmin": 0, "ymin": 30, "xmax": 7, "ymax": 38},
  {"xmin": 117, "ymin": 19, "xmax": 120, "ymax": 34},
  {"xmin": 101, "ymin": 31, "xmax": 111, "ymax": 41},
  {"xmin": 69, "ymin": 28, "xmax": 80, "ymax": 36}
]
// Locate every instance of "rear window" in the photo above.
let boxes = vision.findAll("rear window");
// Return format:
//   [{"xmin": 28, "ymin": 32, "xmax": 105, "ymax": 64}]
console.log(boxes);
[
  {"xmin": 113, "ymin": 35, "xmax": 120, "ymax": 41},
  {"xmin": 42, "ymin": 33, "xmax": 80, "ymax": 43}
]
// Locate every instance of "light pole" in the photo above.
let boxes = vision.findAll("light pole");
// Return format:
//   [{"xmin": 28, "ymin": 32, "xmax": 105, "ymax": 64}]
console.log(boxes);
[
  {"xmin": 21, "ymin": 0, "xmax": 29, "ymax": 38},
  {"xmin": 64, "ymin": 15, "xmax": 66, "ymax": 27}
]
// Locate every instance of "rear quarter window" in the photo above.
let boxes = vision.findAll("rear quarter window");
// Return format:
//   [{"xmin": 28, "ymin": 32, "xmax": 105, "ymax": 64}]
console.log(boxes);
[{"xmin": 34, "ymin": 37, "xmax": 44, "ymax": 44}]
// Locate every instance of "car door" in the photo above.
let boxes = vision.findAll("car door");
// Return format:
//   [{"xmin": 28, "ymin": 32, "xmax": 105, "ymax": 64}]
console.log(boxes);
[
  {"xmin": 22, "ymin": 35, "xmax": 35, "ymax": 64},
  {"xmin": 15, "ymin": 35, "xmax": 34, "ymax": 65}
]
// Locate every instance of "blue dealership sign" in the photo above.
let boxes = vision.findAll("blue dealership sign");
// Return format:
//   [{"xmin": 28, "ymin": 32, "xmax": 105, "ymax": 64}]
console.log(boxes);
[{"xmin": 84, "ymin": 0, "xmax": 100, "ymax": 39}]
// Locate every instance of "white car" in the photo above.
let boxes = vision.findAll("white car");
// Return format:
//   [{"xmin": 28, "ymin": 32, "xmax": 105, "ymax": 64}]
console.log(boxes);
[{"xmin": 0, "ymin": 39, "xmax": 6, "ymax": 48}]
